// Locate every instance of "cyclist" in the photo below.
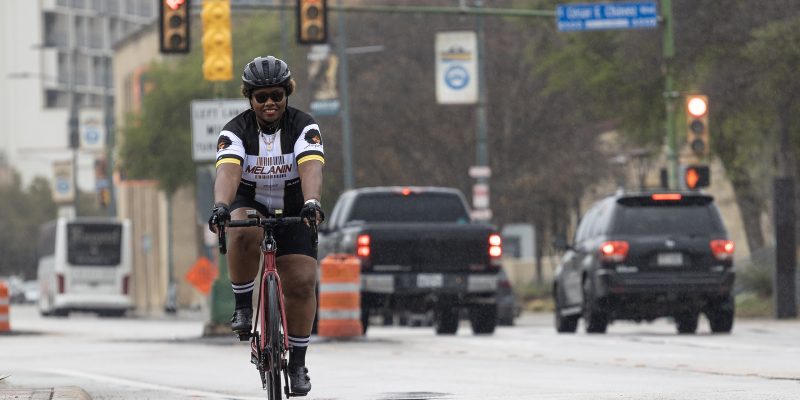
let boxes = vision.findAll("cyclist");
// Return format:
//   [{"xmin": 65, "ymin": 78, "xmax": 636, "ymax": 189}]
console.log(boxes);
[{"xmin": 208, "ymin": 55, "xmax": 324, "ymax": 395}]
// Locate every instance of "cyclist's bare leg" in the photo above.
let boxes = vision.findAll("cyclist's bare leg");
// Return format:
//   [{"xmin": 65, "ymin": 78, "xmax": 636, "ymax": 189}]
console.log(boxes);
[
  {"xmin": 277, "ymin": 254, "xmax": 316, "ymax": 393},
  {"xmin": 227, "ymin": 208, "xmax": 264, "ymax": 283},
  {"xmin": 276, "ymin": 254, "xmax": 318, "ymax": 335}
]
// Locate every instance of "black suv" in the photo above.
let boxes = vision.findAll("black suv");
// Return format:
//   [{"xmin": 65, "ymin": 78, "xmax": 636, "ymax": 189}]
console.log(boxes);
[{"xmin": 553, "ymin": 191, "xmax": 735, "ymax": 334}]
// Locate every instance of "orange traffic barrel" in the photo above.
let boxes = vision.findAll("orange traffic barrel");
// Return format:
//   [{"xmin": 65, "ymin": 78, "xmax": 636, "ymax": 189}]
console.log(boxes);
[
  {"xmin": 317, "ymin": 254, "xmax": 362, "ymax": 337},
  {"xmin": 0, "ymin": 281, "xmax": 10, "ymax": 332}
]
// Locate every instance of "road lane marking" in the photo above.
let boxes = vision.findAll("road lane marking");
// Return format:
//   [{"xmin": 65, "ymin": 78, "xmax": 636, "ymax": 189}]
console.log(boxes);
[{"xmin": 30, "ymin": 368, "xmax": 265, "ymax": 400}]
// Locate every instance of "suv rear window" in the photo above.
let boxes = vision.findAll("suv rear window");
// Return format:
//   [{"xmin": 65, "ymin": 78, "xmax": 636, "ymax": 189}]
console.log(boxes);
[{"xmin": 611, "ymin": 201, "xmax": 723, "ymax": 236}]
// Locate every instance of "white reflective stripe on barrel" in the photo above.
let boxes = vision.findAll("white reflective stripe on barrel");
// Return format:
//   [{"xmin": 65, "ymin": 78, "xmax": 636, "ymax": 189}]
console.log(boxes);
[
  {"xmin": 0, "ymin": 299, "xmax": 8, "ymax": 306},
  {"xmin": 317, "ymin": 310, "xmax": 360, "ymax": 320},
  {"xmin": 319, "ymin": 283, "xmax": 360, "ymax": 293},
  {"xmin": 0, "ymin": 315, "xmax": 8, "ymax": 322}
]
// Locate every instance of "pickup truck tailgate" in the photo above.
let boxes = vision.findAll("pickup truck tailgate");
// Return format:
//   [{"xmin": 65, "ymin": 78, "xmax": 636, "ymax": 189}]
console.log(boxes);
[{"xmin": 364, "ymin": 223, "xmax": 493, "ymax": 272}]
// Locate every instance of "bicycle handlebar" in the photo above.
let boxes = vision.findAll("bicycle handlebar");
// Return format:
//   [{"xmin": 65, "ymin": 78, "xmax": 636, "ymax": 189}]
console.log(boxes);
[{"xmin": 217, "ymin": 215, "xmax": 318, "ymax": 254}]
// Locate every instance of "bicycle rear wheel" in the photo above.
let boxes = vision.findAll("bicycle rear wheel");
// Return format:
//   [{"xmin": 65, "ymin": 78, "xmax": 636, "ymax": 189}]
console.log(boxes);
[{"xmin": 265, "ymin": 275, "xmax": 284, "ymax": 400}]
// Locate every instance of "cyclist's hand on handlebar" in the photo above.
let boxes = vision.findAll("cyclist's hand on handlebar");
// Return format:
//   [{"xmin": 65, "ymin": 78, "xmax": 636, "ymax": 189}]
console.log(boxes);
[
  {"xmin": 300, "ymin": 199, "xmax": 325, "ymax": 227},
  {"xmin": 208, "ymin": 202, "xmax": 231, "ymax": 233}
]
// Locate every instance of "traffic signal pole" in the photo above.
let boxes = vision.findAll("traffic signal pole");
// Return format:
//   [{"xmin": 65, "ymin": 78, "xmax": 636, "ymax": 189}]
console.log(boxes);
[{"xmin": 661, "ymin": 0, "xmax": 679, "ymax": 189}]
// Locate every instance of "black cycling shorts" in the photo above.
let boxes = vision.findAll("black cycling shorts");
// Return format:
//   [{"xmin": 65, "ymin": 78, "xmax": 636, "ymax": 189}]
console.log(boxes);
[{"xmin": 230, "ymin": 195, "xmax": 318, "ymax": 259}]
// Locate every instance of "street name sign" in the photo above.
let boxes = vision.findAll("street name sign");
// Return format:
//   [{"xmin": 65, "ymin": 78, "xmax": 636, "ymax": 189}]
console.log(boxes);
[{"xmin": 557, "ymin": 2, "xmax": 658, "ymax": 32}]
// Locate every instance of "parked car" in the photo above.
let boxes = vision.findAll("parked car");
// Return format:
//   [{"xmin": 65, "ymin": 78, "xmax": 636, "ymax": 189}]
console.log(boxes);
[
  {"xmin": 552, "ymin": 191, "xmax": 735, "ymax": 334},
  {"xmin": 1, "ymin": 276, "xmax": 25, "ymax": 304},
  {"xmin": 22, "ymin": 280, "xmax": 40, "ymax": 303},
  {"xmin": 496, "ymin": 268, "xmax": 521, "ymax": 326}
]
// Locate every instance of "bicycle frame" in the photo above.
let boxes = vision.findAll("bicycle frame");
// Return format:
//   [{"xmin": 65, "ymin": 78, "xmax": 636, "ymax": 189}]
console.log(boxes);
[
  {"xmin": 220, "ymin": 211, "xmax": 314, "ymax": 399},
  {"xmin": 251, "ymin": 226, "xmax": 289, "ymax": 370}
]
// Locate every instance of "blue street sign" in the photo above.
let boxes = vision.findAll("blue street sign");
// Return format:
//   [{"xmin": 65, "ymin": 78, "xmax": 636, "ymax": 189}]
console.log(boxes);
[{"xmin": 557, "ymin": 2, "xmax": 658, "ymax": 32}]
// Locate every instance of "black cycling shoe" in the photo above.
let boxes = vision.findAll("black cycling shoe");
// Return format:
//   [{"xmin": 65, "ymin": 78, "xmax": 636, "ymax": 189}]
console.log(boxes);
[
  {"xmin": 230, "ymin": 308, "xmax": 253, "ymax": 334},
  {"xmin": 288, "ymin": 365, "xmax": 311, "ymax": 395}
]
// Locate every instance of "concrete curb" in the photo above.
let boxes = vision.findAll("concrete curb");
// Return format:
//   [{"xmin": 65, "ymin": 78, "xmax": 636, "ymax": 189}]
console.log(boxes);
[{"xmin": 0, "ymin": 386, "xmax": 92, "ymax": 400}]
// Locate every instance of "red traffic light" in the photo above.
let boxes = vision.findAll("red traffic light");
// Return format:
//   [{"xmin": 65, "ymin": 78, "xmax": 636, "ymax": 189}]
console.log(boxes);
[{"xmin": 166, "ymin": 0, "xmax": 186, "ymax": 11}]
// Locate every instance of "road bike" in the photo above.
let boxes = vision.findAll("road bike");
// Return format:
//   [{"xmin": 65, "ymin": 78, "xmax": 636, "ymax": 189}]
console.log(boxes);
[{"xmin": 218, "ymin": 209, "xmax": 316, "ymax": 399}]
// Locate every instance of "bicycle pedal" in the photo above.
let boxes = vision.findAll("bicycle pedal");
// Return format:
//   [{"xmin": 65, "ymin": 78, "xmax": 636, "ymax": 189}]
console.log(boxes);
[{"xmin": 287, "ymin": 392, "xmax": 308, "ymax": 397}]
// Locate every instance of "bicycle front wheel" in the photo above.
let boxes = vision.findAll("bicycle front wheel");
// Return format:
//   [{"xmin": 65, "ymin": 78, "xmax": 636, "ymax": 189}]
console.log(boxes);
[{"xmin": 265, "ymin": 275, "xmax": 284, "ymax": 400}]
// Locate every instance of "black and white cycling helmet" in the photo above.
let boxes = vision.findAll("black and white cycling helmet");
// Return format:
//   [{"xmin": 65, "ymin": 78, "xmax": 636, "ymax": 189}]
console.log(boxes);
[{"xmin": 242, "ymin": 56, "xmax": 293, "ymax": 95}]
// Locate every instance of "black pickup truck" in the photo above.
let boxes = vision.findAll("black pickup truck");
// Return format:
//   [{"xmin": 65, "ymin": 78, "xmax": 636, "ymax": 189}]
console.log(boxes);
[{"xmin": 318, "ymin": 186, "xmax": 502, "ymax": 335}]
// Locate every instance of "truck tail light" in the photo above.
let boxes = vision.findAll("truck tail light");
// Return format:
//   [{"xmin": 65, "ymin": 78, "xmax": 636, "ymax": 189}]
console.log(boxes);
[
  {"xmin": 357, "ymin": 234, "xmax": 371, "ymax": 257},
  {"xmin": 57, "ymin": 274, "xmax": 65, "ymax": 294},
  {"xmin": 600, "ymin": 241, "xmax": 629, "ymax": 263},
  {"xmin": 710, "ymin": 239, "xmax": 734, "ymax": 261},
  {"xmin": 122, "ymin": 275, "xmax": 130, "ymax": 295},
  {"xmin": 489, "ymin": 234, "xmax": 502, "ymax": 268}
]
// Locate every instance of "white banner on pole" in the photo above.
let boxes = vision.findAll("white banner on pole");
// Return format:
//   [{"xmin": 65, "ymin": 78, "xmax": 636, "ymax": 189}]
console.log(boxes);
[
  {"xmin": 79, "ymin": 109, "xmax": 106, "ymax": 151},
  {"xmin": 435, "ymin": 31, "xmax": 478, "ymax": 104},
  {"xmin": 190, "ymin": 99, "xmax": 249, "ymax": 162},
  {"xmin": 52, "ymin": 160, "xmax": 74, "ymax": 203}
]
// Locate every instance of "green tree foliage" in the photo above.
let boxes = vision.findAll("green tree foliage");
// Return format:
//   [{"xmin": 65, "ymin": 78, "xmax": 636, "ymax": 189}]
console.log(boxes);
[{"xmin": 0, "ymin": 174, "xmax": 57, "ymax": 278}]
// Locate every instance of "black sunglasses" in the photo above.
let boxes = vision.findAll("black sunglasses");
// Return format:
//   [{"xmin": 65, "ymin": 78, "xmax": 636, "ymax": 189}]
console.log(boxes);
[{"xmin": 252, "ymin": 90, "xmax": 285, "ymax": 104}]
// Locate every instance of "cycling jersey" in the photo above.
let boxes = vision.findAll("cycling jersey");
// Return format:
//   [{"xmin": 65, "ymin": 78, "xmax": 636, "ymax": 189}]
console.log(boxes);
[{"xmin": 215, "ymin": 107, "xmax": 325, "ymax": 216}]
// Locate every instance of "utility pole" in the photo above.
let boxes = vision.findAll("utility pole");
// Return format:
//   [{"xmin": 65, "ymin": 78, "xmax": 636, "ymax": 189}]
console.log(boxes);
[
  {"xmin": 661, "ymin": 0, "xmax": 679, "ymax": 189},
  {"xmin": 474, "ymin": 0, "xmax": 490, "ymax": 220},
  {"xmin": 104, "ymin": 57, "xmax": 117, "ymax": 217},
  {"xmin": 68, "ymin": 14, "xmax": 80, "ymax": 216},
  {"xmin": 337, "ymin": 0, "xmax": 355, "ymax": 190}
]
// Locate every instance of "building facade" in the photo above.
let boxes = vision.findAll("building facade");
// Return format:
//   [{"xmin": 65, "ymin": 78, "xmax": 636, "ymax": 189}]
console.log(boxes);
[{"xmin": 0, "ymin": 0, "xmax": 155, "ymax": 198}]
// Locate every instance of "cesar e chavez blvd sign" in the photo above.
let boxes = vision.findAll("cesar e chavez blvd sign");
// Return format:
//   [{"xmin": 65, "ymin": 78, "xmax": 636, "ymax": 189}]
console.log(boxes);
[{"xmin": 557, "ymin": 2, "xmax": 658, "ymax": 32}]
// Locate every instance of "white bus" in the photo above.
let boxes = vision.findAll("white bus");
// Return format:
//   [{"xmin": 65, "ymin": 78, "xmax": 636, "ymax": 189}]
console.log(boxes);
[{"xmin": 37, "ymin": 217, "xmax": 133, "ymax": 317}]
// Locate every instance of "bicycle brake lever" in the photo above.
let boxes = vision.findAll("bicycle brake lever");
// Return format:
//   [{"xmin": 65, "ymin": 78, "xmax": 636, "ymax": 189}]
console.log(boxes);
[
  {"xmin": 310, "ymin": 220, "xmax": 319, "ymax": 250},
  {"xmin": 218, "ymin": 225, "xmax": 227, "ymax": 254}
]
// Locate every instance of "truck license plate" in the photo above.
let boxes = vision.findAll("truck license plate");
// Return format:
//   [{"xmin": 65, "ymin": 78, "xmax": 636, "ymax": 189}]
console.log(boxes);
[
  {"xmin": 657, "ymin": 252, "xmax": 683, "ymax": 266},
  {"xmin": 417, "ymin": 273, "xmax": 443, "ymax": 288}
]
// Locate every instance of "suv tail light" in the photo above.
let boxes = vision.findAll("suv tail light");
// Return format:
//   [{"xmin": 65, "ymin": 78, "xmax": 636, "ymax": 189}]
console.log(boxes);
[
  {"xmin": 600, "ymin": 241, "xmax": 629, "ymax": 263},
  {"xmin": 356, "ymin": 234, "xmax": 371, "ymax": 257},
  {"xmin": 651, "ymin": 193, "xmax": 682, "ymax": 201},
  {"xmin": 710, "ymin": 240, "xmax": 734, "ymax": 261}
]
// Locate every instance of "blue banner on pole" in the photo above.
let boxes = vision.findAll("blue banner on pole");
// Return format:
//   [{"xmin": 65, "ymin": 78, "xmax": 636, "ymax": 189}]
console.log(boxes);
[{"xmin": 557, "ymin": 2, "xmax": 658, "ymax": 32}]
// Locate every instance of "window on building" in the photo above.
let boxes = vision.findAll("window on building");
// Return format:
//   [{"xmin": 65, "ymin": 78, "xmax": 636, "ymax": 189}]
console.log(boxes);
[{"xmin": 45, "ymin": 90, "xmax": 68, "ymax": 109}]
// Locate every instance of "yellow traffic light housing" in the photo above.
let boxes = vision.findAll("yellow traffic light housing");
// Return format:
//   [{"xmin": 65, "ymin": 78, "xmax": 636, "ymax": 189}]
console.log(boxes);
[
  {"xmin": 160, "ymin": 0, "xmax": 191, "ymax": 54},
  {"xmin": 682, "ymin": 164, "xmax": 710, "ymax": 190},
  {"xmin": 202, "ymin": 0, "xmax": 233, "ymax": 81},
  {"xmin": 685, "ymin": 94, "xmax": 709, "ymax": 159},
  {"xmin": 297, "ymin": 0, "xmax": 328, "ymax": 44}
]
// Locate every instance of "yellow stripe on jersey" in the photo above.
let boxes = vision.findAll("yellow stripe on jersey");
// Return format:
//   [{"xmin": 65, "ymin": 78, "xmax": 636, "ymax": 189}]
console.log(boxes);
[
  {"xmin": 298, "ymin": 155, "xmax": 325, "ymax": 165},
  {"xmin": 216, "ymin": 158, "xmax": 242, "ymax": 168}
]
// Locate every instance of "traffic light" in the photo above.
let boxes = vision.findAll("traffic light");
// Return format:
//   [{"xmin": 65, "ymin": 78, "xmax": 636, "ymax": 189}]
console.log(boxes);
[
  {"xmin": 685, "ymin": 94, "xmax": 709, "ymax": 158},
  {"xmin": 202, "ymin": 0, "xmax": 233, "ymax": 81},
  {"xmin": 297, "ymin": 0, "xmax": 328, "ymax": 44},
  {"xmin": 682, "ymin": 164, "xmax": 710, "ymax": 190},
  {"xmin": 159, "ymin": 0, "xmax": 191, "ymax": 54}
]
